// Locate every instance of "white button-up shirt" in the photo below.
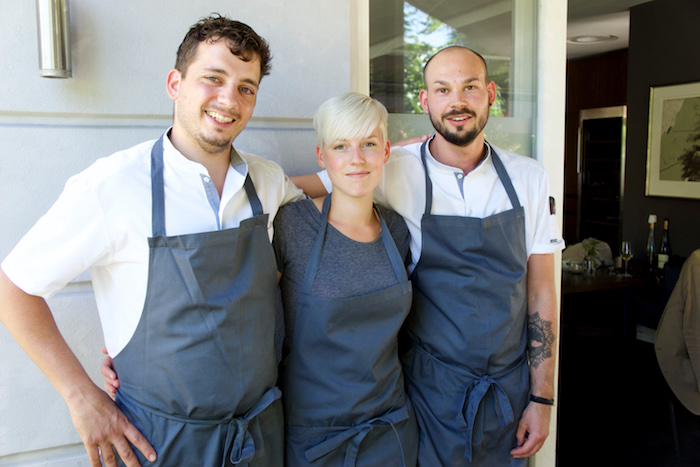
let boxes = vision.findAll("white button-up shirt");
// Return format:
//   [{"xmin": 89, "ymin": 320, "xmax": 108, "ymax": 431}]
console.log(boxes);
[{"xmin": 2, "ymin": 131, "xmax": 303, "ymax": 355}]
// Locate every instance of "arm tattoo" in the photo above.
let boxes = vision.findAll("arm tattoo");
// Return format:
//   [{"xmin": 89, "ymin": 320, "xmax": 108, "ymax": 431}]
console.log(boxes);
[{"xmin": 527, "ymin": 312, "xmax": 555, "ymax": 368}]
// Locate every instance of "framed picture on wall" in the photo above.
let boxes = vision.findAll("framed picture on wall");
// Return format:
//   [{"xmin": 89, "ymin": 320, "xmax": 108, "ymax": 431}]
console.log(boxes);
[{"xmin": 646, "ymin": 81, "xmax": 700, "ymax": 199}]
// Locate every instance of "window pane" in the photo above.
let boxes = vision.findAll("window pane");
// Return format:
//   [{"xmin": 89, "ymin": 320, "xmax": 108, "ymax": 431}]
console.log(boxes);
[{"xmin": 370, "ymin": 0, "xmax": 537, "ymax": 157}]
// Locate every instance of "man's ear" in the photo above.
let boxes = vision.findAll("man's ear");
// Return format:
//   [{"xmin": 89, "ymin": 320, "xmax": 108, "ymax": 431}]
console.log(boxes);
[
  {"xmin": 419, "ymin": 89, "xmax": 429, "ymax": 114},
  {"xmin": 315, "ymin": 146, "xmax": 326, "ymax": 169},
  {"xmin": 487, "ymin": 80, "xmax": 497, "ymax": 107},
  {"xmin": 166, "ymin": 69, "xmax": 182, "ymax": 101}
]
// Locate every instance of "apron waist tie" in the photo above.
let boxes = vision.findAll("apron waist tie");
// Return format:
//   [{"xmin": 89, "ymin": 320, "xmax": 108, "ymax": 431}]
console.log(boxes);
[
  {"xmin": 117, "ymin": 386, "xmax": 281, "ymax": 466},
  {"xmin": 410, "ymin": 342, "xmax": 517, "ymax": 463},
  {"xmin": 303, "ymin": 405, "xmax": 410, "ymax": 467},
  {"xmin": 458, "ymin": 375, "xmax": 514, "ymax": 463},
  {"xmin": 223, "ymin": 386, "xmax": 282, "ymax": 466}
]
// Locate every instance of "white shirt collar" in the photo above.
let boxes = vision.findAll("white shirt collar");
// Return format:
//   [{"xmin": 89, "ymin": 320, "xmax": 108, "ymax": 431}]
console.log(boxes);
[
  {"xmin": 423, "ymin": 134, "xmax": 493, "ymax": 174},
  {"xmin": 161, "ymin": 128, "xmax": 248, "ymax": 180}
]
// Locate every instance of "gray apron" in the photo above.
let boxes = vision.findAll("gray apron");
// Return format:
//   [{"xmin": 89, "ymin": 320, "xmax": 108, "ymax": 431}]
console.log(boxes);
[
  {"xmin": 402, "ymin": 142, "xmax": 529, "ymax": 466},
  {"xmin": 281, "ymin": 196, "xmax": 418, "ymax": 466},
  {"xmin": 112, "ymin": 135, "xmax": 284, "ymax": 466}
]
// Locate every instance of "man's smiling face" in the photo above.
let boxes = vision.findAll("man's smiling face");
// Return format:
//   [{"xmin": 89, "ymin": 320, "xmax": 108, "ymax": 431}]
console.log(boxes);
[
  {"xmin": 168, "ymin": 39, "xmax": 261, "ymax": 158},
  {"xmin": 419, "ymin": 47, "xmax": 495, "ymax": 148}
]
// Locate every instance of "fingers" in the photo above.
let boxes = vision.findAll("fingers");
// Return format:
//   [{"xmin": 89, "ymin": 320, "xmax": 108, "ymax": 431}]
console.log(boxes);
[
  {"xmin": 123, "ymin": 422, "xmax": 157, "ymax": 465},
  {"xmin": 67, "ymin": 385, "xmax": 152, "ymax": 467},
  {"xmin": 514, "ymin": 421, "xmax": 528, "ymax": 448},
  {"xmin": 100, "ymin": 353, "xmax": 119, "ymax": 398},
  {"xmin": 83, "ymin": 441, "xmax": 122, "ymax": 467},
  {"xmin": 99, "ymin": 443, "xmax": 119, "ymax": 467},
  {"xmin": 110, "ymin": 438, "xmax": 141, "ymax": 467},
  {"xmin": 85, "ymin": 445, "xmax": 103, "ymax": 467},
  {"xmin": 509, "ymin": 403, "xmax": 551, "ymax": 458},
  {"xmin": 100, "ymin": 356, "xmax": 116, "ymax": 379},
  {"xmin": 83, "ymin": 417, "xmax": 155, "ymax": 467},
  {"xmin": 510, "ymin": 435, "xmax": 545, "ymax": 459},
  {"xmin": 103, "ymin": 380, "xmax": 118, "ymax": 398}
]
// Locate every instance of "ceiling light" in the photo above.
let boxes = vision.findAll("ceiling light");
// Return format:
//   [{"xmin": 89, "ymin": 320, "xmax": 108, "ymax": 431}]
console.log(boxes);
[{"xmin": 567, "ymin": 35, "xmax": 618, "ymax": 44}]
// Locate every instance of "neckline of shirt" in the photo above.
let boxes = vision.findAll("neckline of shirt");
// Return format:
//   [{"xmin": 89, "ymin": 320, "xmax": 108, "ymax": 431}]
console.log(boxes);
[
  {"xmin": 423, "ymin": 135, "xmax": 493, "ymax": 176},
  {"xmin": 161, "ymin": 129, "xmax": 248, "ymax": 180}
]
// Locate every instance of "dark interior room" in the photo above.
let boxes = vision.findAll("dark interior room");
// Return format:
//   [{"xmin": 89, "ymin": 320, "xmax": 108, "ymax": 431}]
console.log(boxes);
[{"xmin": 558, "ymin": 1, "xmax": 700, "ymax": 465}]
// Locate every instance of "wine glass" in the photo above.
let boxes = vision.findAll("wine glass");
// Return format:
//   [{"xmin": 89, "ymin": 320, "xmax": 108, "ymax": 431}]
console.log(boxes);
[{"xmin": 620, "ymin": 241, "xmax": 633, "ymax": 277}]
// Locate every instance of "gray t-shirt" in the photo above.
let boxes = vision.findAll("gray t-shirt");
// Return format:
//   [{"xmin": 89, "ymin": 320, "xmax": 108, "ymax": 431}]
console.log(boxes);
[{"xmin": 273, "ymin": 198, "xmax": 410, "ymax": 355}]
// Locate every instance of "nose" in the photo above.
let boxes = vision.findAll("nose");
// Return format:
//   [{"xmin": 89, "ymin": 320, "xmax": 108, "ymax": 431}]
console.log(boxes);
[
  {"xmin": 349, "ymin": 145, "xmax": 365, "ymax": 164},
  {"xmin": 450, "ymin": 95, "xmax": 470, "ymax": 110},
  {"xmin": 217, "ymin": 84, "xmax": 238, "ymax": 110}
]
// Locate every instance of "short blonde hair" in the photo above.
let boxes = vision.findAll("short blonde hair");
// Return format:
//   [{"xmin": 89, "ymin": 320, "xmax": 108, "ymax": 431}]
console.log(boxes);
[{"xmin": 314, "ymin": 92, "xmax": 388, "ymax": 148}]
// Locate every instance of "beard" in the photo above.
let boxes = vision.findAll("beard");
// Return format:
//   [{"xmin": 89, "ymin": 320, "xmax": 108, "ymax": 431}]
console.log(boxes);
[
  {"xmin": 429, "ymin": 107, "xmax": 488, "ymax": 147},
  {"xmin": 195, "ymin": 129, "xmax": 234, "ymax": 154},
  {"xmin": 174, "ymin": 97, "xmax": 241, "ymax": 156}
]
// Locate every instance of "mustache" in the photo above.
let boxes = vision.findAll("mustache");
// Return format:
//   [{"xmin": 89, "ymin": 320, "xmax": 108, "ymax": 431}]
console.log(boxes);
[{"xmin": 442, "ymin": 108, "xmax": 476, "ymax": 119}]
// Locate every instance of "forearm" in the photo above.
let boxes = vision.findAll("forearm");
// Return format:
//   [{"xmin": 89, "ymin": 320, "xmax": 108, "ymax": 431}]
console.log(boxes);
[
  {"xmin": 527, "ymin": 311, "xmax": 557, "ymax": 399},
  {"xmin": 510, "ymin": 254, "xmax": 557, "ymax": 458},
  {"xmin": 290, "ymin": 173, "xmax": 329, "ymax": 198},
  {"xmin": 0, "ymin": 268, "xmax": 96, "ymax": 401},
  {"xmin": 526, "ymin": 254, "xmax": 557, "ymax": 399},
  {"xmin": 1, "ymin": 268, "xmax": 156, "ymax": 465}
]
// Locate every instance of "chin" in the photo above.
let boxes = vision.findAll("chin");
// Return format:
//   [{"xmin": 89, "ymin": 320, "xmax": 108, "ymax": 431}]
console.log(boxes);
[{"xmin": 201, "ymin": 135, "xmax": 234, "ymax": 152}]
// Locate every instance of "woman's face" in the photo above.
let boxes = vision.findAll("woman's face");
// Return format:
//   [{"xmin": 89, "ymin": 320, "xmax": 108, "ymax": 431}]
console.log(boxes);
[{"xmin": 316, "ymin": 126, "xmax": 390, "ymax": 201}]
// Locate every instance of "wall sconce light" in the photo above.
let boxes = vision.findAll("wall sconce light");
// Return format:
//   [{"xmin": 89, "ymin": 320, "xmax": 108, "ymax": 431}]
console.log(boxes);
[{"xmin": 36, "ymin": 0, "xmax": 72, "ymax": 78}]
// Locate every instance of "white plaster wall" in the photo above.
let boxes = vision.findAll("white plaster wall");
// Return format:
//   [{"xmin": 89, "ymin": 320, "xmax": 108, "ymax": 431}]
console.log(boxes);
[
  {"xmin": 0, "ymin": 0, "xmax": 352, "ymax": 463},
  {"xmin": 530, "ymin": 1, "xmax": 568, "ymax": 465}
]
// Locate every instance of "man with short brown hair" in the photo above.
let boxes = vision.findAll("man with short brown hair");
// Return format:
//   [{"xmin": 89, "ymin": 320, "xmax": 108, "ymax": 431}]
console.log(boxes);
[{"xmin": 0, "ymin": 15, "xmax": 301, "ymax": 466}]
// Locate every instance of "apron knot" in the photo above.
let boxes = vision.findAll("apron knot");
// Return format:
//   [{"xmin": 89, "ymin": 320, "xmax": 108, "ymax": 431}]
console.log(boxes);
[
  {"xmin": 224, "ymin": 387, "xmax": 282, "ymax": 466},
  {"xmin": 457, "ymin": 375, "xmax": 515, "ymax": 462},
  {"xmin": 304, "ymin": 405, "xmax": 410, "ymax": 467}
]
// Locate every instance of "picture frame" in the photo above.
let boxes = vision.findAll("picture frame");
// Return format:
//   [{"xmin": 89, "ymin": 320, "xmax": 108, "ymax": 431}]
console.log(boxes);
[{"xmin": 646, "ymin": 81, "xmax": 700, "ymax": 199}]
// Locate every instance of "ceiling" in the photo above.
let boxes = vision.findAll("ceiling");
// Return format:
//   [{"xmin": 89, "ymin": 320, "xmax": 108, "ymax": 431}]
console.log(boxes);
[
  {"xmin": 567, "ymin": 0, "xmax": 654, "ymax": 59},
  {"xmin": 370, "ymin": 0, "xmax": 656, "ymax": 61}
]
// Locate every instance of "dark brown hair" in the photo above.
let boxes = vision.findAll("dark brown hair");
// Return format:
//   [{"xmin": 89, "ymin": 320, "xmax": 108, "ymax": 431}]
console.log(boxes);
[{"xmin": 175, "ymin": 14, "xmax": 271, "ymax": 80}]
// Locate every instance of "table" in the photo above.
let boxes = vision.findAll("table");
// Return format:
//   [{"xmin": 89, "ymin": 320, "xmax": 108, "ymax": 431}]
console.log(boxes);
[
  {"xmin": 557, "ymin": 266, "xmax": 663, "ymax": 462},
  {"xmin": 562, "ymin": 267, "xmax": 653, "ymax": 294}
]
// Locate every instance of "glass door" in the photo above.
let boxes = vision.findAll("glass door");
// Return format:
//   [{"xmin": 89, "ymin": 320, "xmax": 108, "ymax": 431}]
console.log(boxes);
[{"xmin": 369, "ymin": 0, "xmax": 538, "ymax": 157}]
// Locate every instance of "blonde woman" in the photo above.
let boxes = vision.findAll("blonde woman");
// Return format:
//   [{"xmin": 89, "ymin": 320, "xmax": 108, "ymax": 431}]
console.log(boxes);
[{"xmin": 274, "ymin": 92, "xmax": 417, "ymax": 466}]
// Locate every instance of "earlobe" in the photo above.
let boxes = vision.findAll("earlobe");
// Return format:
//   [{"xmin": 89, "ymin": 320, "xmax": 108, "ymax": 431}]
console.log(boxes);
[
  {"xmin": 487, "ymin": 80, "xmax": 497, "ymax": 106},
  {"xmin": 166, "ymin": 69, "xmax": 181, "ymax": 100}
]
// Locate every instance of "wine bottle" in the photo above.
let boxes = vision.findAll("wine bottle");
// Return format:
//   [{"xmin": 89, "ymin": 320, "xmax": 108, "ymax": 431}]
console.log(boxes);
[
  {"xmin": 646, "ymin": 214, "xmax": 656, "ymax": 272},
  {"xmin": 657, "ymin": 218, "xmax": 671, "ymax": 270}
]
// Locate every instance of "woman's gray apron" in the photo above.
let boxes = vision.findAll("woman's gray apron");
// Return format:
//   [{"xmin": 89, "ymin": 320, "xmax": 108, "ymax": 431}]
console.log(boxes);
[
  {"xmin": 281, "ymin": 196, "xmax": 418, "ymax": 466},
  {"xmin": 402, "ymin": 142, "xmax": 529, "ymax": 466},
  {"xmin": 112, "ymin": 135, "xmax": 283, "ymax": 466}
]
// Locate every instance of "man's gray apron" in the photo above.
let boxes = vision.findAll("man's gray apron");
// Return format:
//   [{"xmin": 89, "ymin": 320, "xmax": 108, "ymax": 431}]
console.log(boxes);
[
  {"xmin": 282, "ymin": 196, "xmax": 418, "ymax": 466},
  {"xmin": 402, "ymin": 142, "xmax": 529, "ymax": 466},
  {"xmin": 112, "ymin": 135, "xmax": 283, "ymax": 466}
]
